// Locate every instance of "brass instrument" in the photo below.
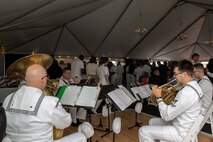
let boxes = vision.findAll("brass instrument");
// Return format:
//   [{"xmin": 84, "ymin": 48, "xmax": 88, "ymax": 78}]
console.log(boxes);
[
  {"xmin": 150, "ymin": 79, "xmax": 179, "ymax": 105},
  {"xmin": 6, "ymin": 54, "xmax": 63, "ymax": 140}
]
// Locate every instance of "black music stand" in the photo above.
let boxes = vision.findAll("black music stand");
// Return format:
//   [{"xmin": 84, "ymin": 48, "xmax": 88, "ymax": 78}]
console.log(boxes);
[
  {"xmin": 128, "ymin": 100, "xmax": 143, "ymax": 129},
  {"xmin": 105, "ymin": 86, "xmax": 137, "ymax": 141},
  {"xmin": 93, "ymin": 85, "xmax": 117, "ymax": 137}
]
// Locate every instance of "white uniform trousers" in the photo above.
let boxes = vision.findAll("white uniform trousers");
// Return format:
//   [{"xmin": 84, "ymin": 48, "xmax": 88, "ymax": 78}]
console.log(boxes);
[
  {"xmin": 55, "ymin": 132, "xmax": 86, "ymax": 142},
  {"xmin": 139, "ymin": 118, "xmax": 183, "ymax": 142}
]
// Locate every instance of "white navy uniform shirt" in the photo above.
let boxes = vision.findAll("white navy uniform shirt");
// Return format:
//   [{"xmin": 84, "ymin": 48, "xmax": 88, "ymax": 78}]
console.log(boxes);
[
  {"xmin": 71, "ymin": 58, "xmax": 84, "ymax": 80},
  {"xmin": 97, "ymin": 64, "xmax": 109, "ymax": 85},
  {"xmin": 198, "ymin": 76, "xmax": 213, "ymax": 115},
  {"xmin": 3, "ymin": 86, "xmax": 71, "ymax": 142},
  {"xmin": 157, "ymin": 80, "xmax": 203, "ymax": 138}
]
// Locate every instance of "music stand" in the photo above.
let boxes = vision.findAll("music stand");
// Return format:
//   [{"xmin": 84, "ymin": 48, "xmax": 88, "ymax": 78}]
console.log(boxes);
[
  {"xmin": 105, "ymin": 86, "xmax": 137, "ymax": 140},
  {"xmin": 128, "ymin": 84, "xmax": 151, "ymax": 129},
  {"xmin": 128, "ymin": 100, "xmax": 143, "ymax": 129},
  {"xmin": 94, "ymin": 85, "xmax": 117, "ymax": 136}
]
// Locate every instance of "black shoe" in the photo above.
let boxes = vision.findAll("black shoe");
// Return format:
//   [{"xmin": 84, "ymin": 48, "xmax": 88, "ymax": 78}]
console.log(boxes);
[
  {"xmin": 71, "ymin": 122, "xmax": 79, "ymax": 127},
  {"xmin": 71, "ymin": 120, "xmax": 82, "ymax": 127}
]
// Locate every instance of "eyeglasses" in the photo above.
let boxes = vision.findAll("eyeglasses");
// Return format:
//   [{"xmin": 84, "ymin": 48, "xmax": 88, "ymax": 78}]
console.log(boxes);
[
  {"xmin": 174, "ymin": 72, "xmax": 182, "ymax": 77},
  {"xmin": 41, "ymin": 74, "xmax": 49, "ymax": 80}
]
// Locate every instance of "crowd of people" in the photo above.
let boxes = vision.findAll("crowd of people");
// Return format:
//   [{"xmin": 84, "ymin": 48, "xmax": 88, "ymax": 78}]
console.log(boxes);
[{"xmin": 0, "ymin": 53, "xmax": 213, "ymax": 142}]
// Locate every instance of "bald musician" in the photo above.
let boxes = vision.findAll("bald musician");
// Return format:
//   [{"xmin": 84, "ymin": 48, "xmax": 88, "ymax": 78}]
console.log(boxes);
[
  {"xmin": 193, "ymin": 63, "xmax": 212, "ymax": 115},
  {"xmin": 3, "ymin": 64, "xmax": 86, "ymax": 142},
  {"xmin": 139, "ymin": 60, "xmax": 203, "ymax": 142}
]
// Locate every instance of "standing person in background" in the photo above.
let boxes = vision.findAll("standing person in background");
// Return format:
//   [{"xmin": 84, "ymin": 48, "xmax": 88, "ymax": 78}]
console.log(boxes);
[
  {"xmin": 191, "ymin": 53, "xmax": 200, "ymax": 65},
  {"xmin": 134, "ymin": 60, "xmax": 144, "ymax": 84},
  {"xmin": 126, "ymin": 59, "xmax": 136, "ymax": 90},
  {"xmin": 71, "ymin": 55, "xmax": 84, "ymax": 83},
  {"xmin": 141, "ymin": 59, "xmax": 151, "ymax": 77},
  {"xmin": 59, "ymin": 60, "xmax": 67, "ymax": 70},
  {"xmin": 97, "ymin": 57, "xmax": 110, "ymax": 86},
  {"xmin": 116, "ymin": 62, "xmax": 124, "ymax": 85},
  {"xmin": 86, "ymin": 56, "xmax": 98, "ymax": 80},
  {"xmin": 110, "ymin": 63, "xmax": 117, "ymax": 85},
  {"xmin": 194, "ymin": 63, "xmax": 213, "ymax": 115}
]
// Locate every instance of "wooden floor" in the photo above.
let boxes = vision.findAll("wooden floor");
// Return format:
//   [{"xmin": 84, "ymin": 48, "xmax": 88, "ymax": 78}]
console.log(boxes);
[{"xmin": 64, "ymin": 110, "xmax": 213, "ymax": 142}]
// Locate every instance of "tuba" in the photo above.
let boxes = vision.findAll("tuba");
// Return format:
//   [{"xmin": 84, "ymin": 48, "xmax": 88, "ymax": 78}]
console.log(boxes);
[
  {"xmin": 6, "ymin": 54, "xmax": 63, "ymax": 140},
  {"xmin": 150, "ymin": 79, "xmax": 180, "ymax": 105}
]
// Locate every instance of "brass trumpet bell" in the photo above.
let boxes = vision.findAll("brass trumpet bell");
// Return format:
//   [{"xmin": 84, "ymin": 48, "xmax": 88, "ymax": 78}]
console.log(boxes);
[
  {"xmin": 150, "ymin": 83, "xmax": 178, "ymax": 105},
  {"xmin": 6, "ymin": 54, "xmax": 53, "ymax": 80}
]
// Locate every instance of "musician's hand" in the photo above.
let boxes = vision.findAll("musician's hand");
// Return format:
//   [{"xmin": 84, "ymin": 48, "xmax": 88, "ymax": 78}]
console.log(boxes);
[{"xmin": 152, "ymin": 85, "xmax": 162, "ymax": 97}]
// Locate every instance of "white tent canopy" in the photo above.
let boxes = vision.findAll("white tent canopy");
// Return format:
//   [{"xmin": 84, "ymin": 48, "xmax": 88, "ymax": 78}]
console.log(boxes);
[{"xmin": 0, "ymin": 0, "xmax": 213, "ymax": 61}]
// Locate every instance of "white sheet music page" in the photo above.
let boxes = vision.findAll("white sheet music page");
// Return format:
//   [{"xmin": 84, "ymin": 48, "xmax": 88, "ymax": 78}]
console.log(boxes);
[
  {"xmin": 136, "ymin": 86, "xmax": 148, "ymax": 99},
  {"xmin": 108, "ymin": 88, "xmax": 135, "ymax": 111},
  {"xmin": 131, "ymin": 87, "xmax": 140, "ymax": 100},
  {"xmin": 60, "ymin": 85, "xmax": 82, "ymax": 106},
  {"xmin": 143, "ymin": 84, "xmax": 152, "ymax": 97},
  {"xmin": 119, "ymin": 86, "xmax": 136, "ymax": 102},
  {"xmin": 75, "ymin": 86, "xmax": 101, "ymax": 108}
]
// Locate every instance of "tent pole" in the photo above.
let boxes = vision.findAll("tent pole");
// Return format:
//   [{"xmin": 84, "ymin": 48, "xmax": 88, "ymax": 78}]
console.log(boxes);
[
  {"xmin": 52, "ymin": 26, "xmax": 64, "ymax": 56},
  {"xmin": 151, "ymin": 11, "xmax": 208, "ymax": 59},
  {"xmin": 153, "ymin": 43, "xmax": 194, "ymax": 58},
  {"xmin": 197, "ymin": 43, "xmax": 213, "ymax": 58},
  {"xmin": 176, "ymin": 44, "xmax": 195, "ymax": 60},
  {"xmin": 92, "ymin": 0, "xmax": 133, "ymax": 55},
  {"xmin": 65, "ymin": 25, "xmax": 92, "ymax": 56},
  {"xmin": 0, "ymin": 0, "xmax": 103, "ymax": 32},
  {"xmin": 6, "ymin": 1, "xmax": 110, "ymax": 52},
  {"xmin": 0, "ymin": 0, "xmax": 56, "ymax": 29}
]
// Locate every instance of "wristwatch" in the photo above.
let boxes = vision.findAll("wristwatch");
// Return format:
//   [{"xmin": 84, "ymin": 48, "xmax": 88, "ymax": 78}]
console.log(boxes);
[{"xmin": 156, "ymin": 97, "xmax": 163, "ymax": 103}]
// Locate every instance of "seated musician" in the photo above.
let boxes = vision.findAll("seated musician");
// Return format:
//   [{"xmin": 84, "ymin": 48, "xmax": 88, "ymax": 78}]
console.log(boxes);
[
  {"xmin": 3, "ymin": 64, "xmax": 86, "ymax": 142},
  {"xmin": 193, "ymin": 63, "xmax": 213, "ymax": 115},
  {"xmin": 58, "ymin": 67, "xmax": 80, "ymax": 125},
  {"xmin": 58, "ymin": 67, "xmax": 74, "ymax": 86},
  {"xmin": 139, "ymin": 60, "xmax": 203, "ymax": 142},
  {"xmin": 0, "ymin": 106, "xmax": 6, "ymax": 141}
]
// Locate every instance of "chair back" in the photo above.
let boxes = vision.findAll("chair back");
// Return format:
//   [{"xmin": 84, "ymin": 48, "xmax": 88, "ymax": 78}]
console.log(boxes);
[
  {"xmin": 200, "ymin": 102, "xmax": 213, "ymax": 136},
  {"xmin": 183, "ymin": 114, "xmax": 204, "ymax": 142}
]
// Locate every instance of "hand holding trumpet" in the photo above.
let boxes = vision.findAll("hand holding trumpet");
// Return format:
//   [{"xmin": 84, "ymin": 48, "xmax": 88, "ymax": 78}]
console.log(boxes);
[{"xmin": 152, "ymin": 85, "xmax": 162, "ymax": 98}]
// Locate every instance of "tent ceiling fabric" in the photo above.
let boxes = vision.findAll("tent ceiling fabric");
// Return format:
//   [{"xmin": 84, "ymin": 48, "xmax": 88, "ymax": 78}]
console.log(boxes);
[{"xmin": 0, "ymin": 0, "xmax": 213, "ymax": 61}]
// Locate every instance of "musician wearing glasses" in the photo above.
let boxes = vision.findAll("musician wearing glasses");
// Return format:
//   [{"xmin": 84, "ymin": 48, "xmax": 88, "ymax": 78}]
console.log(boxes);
[
  {"xmin": 3, "ymin": 64, "xmax": 86, "ymax": 142},
  {"xmin": 193, "ymin": 63, "xmax": 212, "ymax": 115},
  {"xmin": 139, "ymin": 60, "xmax": 203, "ymax": 142}
]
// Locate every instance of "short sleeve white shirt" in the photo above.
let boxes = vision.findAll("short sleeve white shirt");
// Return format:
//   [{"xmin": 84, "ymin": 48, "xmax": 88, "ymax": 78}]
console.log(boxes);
[
  {"xmin": 97, "ymin": 64, "xmax": 109, "ymax": 85},
  {"xmin": 71, "ymin": 58, "xmax": 84, "ymax": 80}
]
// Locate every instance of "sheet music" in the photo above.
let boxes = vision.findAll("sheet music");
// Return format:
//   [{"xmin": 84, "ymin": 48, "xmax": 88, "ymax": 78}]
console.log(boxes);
[
  {"xmin": 119, "ymin": 86, "xmax": 137, "ymax": 102},
  {"xmin": 107, "ymin": 88, "xmax": 136, "ymax": 111},
  {"xmin": 60, "ymin": 85, "xmax": 82, "ymax": 106},
  {"xmin": 143, "ymin": 84, "xmax": 152, "ymax": 97},
  {"xmin": 75, "ymin": 86, "xmax": 101, "ymax": 108},
  {"xmin": 131, "ymin": 87, "xmax": 140, "ymax": 100}
]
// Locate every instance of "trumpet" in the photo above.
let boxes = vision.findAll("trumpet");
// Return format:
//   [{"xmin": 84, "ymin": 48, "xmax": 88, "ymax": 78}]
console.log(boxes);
[{"xmin": 150, "ymin": 79, "xmax": 180, "ymax": 105}]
